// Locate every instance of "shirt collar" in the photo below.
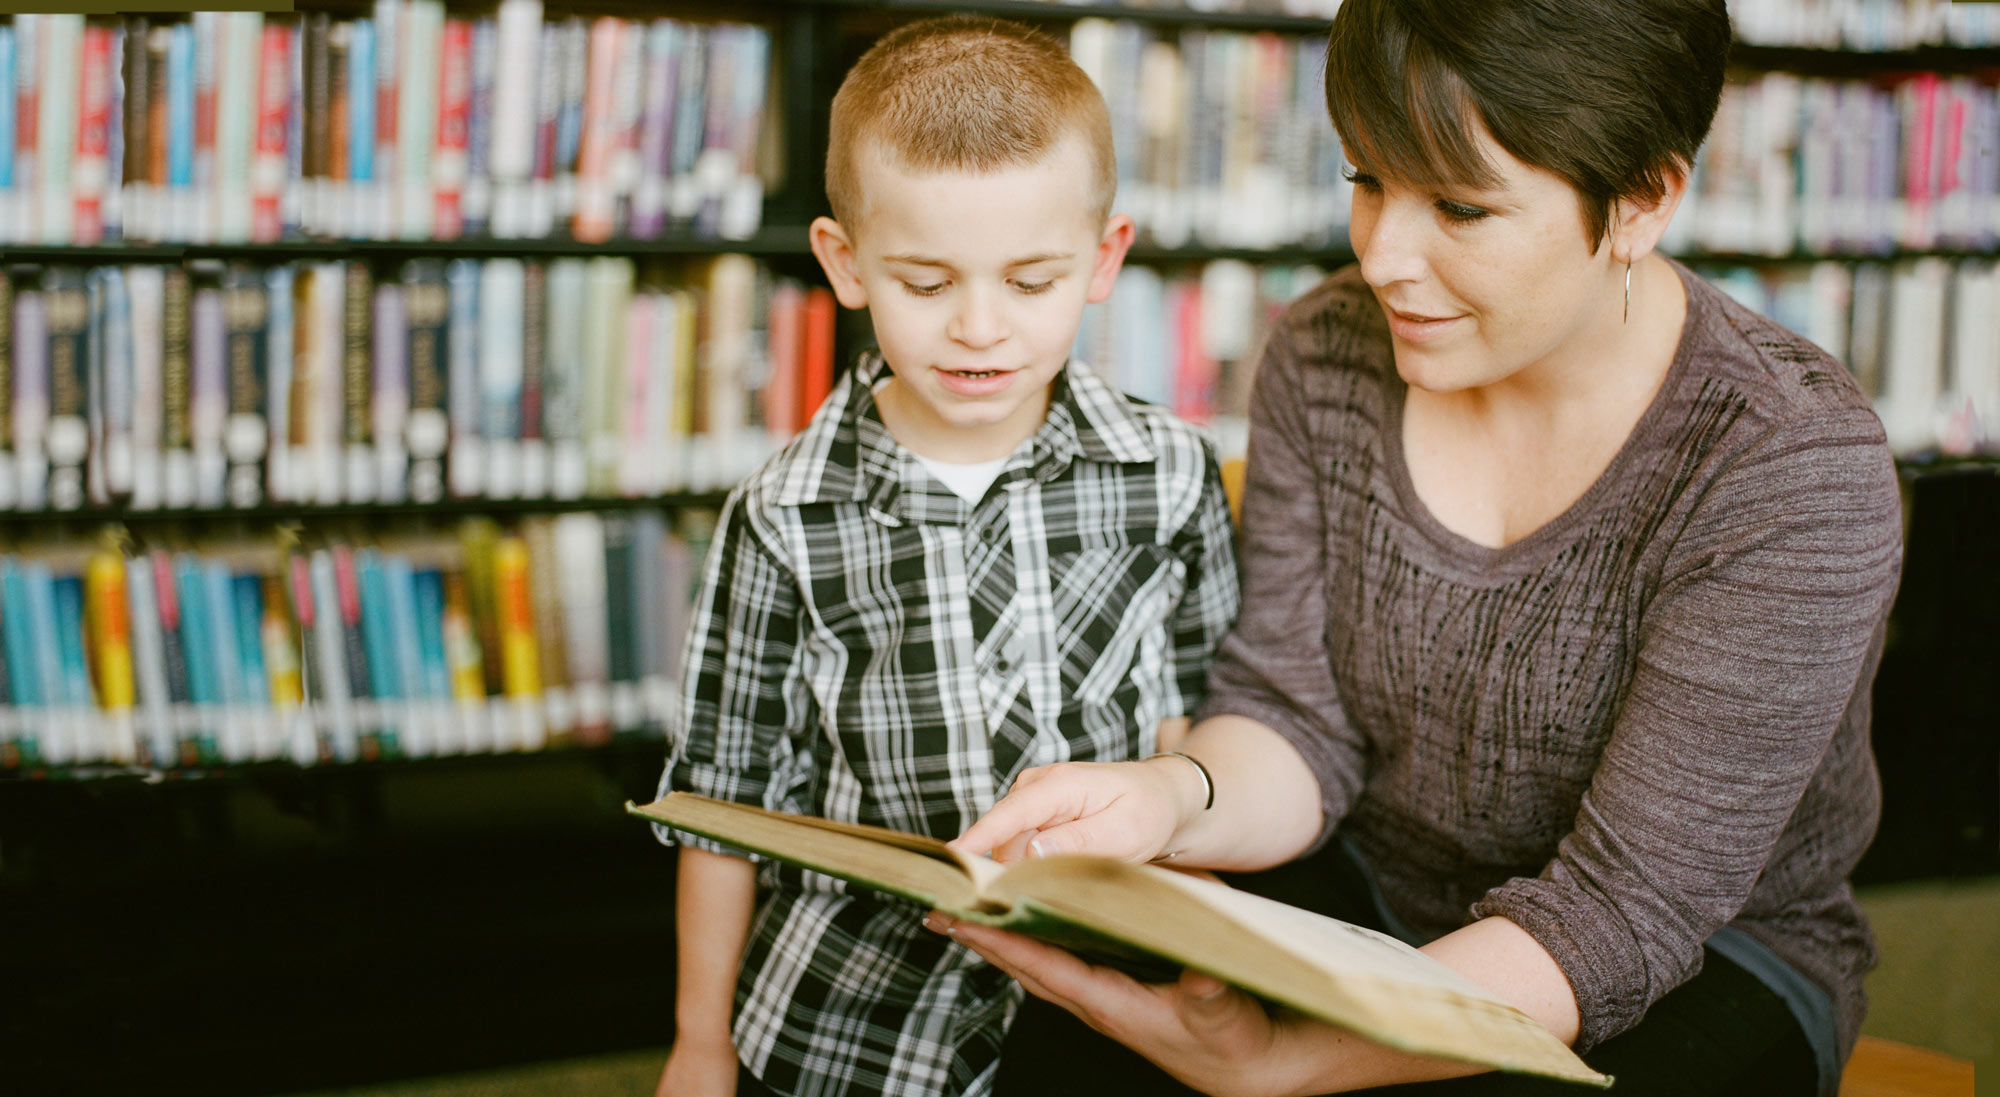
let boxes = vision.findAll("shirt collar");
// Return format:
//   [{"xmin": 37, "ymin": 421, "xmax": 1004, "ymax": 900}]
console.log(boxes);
[{"xmin": 771, "ymin": 353, "xmax": 1156, "ymax": 514}]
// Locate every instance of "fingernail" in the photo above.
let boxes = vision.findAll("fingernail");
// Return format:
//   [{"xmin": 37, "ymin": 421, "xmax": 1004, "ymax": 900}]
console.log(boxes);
[
  {"xmin": 1028, "ymin": 838, "xmax": 1048, "ymax": 858},
  {"xmin": 922, "ymin": 913, "xmax": 949, "ymax": 934}
]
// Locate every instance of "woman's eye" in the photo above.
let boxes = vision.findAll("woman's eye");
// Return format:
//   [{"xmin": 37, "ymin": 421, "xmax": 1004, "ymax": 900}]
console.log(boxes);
[
  {"xmin": 1436, "ymin": 199, "xmax": 1489, "ymax": 224},
  {"xmin": 902, "ymin": 281, "xmax": 948, "ymax": 298},
  {"xmin": 1342, "ymin": 168, "xmax": 1382, "ymax": 191},
  {"xmin": 1012, "ymin": 279, "xmax": 1054, "ymax": 295}
]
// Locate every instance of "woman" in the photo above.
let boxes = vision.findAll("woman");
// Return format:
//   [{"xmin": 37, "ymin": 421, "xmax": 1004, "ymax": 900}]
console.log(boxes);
[{"xmin": 937, "ymin": 1, "xmax": 1902, "ymax": 1095}]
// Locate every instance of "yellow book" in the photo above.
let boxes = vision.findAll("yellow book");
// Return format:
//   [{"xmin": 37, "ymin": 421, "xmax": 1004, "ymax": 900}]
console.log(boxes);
[{"xmin": 493, "ymin": 536, "xmax": 540, "ymax": 699}]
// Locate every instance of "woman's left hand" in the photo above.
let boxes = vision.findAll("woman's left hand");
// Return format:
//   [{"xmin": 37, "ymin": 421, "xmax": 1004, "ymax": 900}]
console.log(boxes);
[{"xmin": 926, "ymin": 913, "xmax": 1301, "ymax": 1097}]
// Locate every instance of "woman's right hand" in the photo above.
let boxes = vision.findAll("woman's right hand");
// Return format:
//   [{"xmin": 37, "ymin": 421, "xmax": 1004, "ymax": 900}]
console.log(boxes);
[{"xmin": 951, "ymin": 755, "xmax": 1208, "ymax": 864}]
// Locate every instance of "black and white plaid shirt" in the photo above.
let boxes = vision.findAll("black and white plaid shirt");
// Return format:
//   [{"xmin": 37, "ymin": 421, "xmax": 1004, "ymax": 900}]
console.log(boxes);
[{"xmin": 657, "ymin": 353, "xmax": 1240, "ymax": 1097}]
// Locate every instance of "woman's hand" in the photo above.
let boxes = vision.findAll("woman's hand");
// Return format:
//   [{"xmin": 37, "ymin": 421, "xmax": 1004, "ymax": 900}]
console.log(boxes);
[
  {"xmin": 655, "ymin": 1036, "xmax": 739, "ymax": 1097},
  {"xmin": 928, "ymin": 914, "xmax": 1300, "ymax": 1097},
  {"xmin": 950, "ymin": 756, "xmax": 1206, "ymax": 864}
]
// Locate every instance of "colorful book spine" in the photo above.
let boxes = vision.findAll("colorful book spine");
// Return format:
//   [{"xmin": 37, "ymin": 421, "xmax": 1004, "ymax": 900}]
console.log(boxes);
[
  {"xmin": 92, "ymin": 267, "xmax": 134, "ymax": 504},
  {"xmin": 259, "ymin": 570, "xmax": 307, "ymax": 761},
  {"xmin": 518, "ymin": 261, "xmax": 548, "ymax": 498},
  {"xmin": 552, "ymin": 18, "xmax": 587, "ymax": 227},
  {"xmin": 526, "ymin": 21, "xmax": 561, "ymax": 237},
  {"xmin": 74, "ymin": 22, "xmax": 114, "ymax": 245},
  {"xmin": 346, "ymin": 17, "xmax": 374, "ymax": 240},
  {"xmin": 410, "ymin": 567, "xmax": 453, "ymax": 753},
  {"xmin": 330, "ymin": 545, "xmax": 379, "ymax": 758},
  {"xmin": 222, "ymin": 264, "xmax": 270, "ymax": 508},
  {"xmin": 401, "ymin": 260, "xmax": 449, "ymax": 503},
  {"xmin": 285, "ymin": 553, "xmax": 327, "ymax": 763},
  {"xmin": 50, "ymin": 572, "xmax": 93, "ymax": 765},
  {"xmin": 201, "ymin": 559, "xmax": 248, "ymax": 761},
  {"xmin": 440, "ymin": 569, "xmax": 488, "ymax": 754},
  {"xmin": 0, "ymin": 23, "xmax": 16, "ymax": 245},
  {"xmin": 553, "ymin": 513, "xmax": 608, "ymax": 744},
  {"xmin": 161, "ymin": 265, "xmax": 194, "ymax": 507},
  {"xmin": 342, "ymin": 261, "xmax": 376, "ymax": 503},
  {"xmin": 433, "ymin": 17, "xmax": 472, "ymax": 238},
  {"xmin": 300, "ymin": 13, "xmax": 328, "ymax": 237},
  {"xmin": 2, "ymin": 561, "xmax": 48, "ymax": 767},
  {"xmin": 382, "ymin": 554, "xmax": 431, "ymax": 756},
  {"xmin": 165, "ymin": 22, "xmax": 193, "ymax": 241},
  {"xmin": 11, "ymin": 16, "xmax": 37, "ymax": 246},
  {"xmin": 327, "ymin": 21, "xmax": 351, "ymax": 242},
  {"xmin": 143, "ymin": 25, "xmax": 170, "ymax": 242},
  {"xmin": 148, "ymin": 551, "xmax": 196, "ymax": 765},
  {"xmin": 252, "ymin": 21, "xmax": 291, "ymax": 242},
  {"xmin": 173, "ymin": 553, "xmax": 219, "ymax": 765},
  {"xmin": 372, "ymin": 0, "xmax": 399, "ymax": 239},
  {"xmin": 492, "ymin": 535, "xmax": 544, "ymax": 751},
  {"xmin": 230, "ymin": 571, "xmax": 274, "ymax": 758},
  {"xmin": 397, "ymin": 0, "xmax": 442, "ymax": 240},
  {"xmin": 543, "ymin": 258, "xmax": 586, "ymax": 499},
  {"xmin": 191, "ymin": 12, "xmax": 219, "ymax": 242},
  {"xmin": 355, "ymin": 549, "xmax": 402, "ymax": 759},
  {"xmin": 602, "ymin": 514, "xmax": 642, "ymax": 736},
  {"xmin": 629, "ymin": 20, "xmax": 679, "ymax": 240},
  {"xmin": 41, "ymin": 267, "xmax": 89, "ymax": 512},
  {"xmin": 462, "ymin": 17, "xmax": 496, "ymax": 236}
]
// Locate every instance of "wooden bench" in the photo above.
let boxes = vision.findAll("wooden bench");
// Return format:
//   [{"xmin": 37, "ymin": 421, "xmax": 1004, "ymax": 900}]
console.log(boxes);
[{"xmin": 1839, "ymin": 1036, "xmax": 1974, "ymax": 1097}]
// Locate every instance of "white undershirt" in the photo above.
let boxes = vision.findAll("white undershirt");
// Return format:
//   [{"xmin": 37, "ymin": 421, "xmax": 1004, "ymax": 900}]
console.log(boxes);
[{"xmin": 914, "ymin": 452, "xmax": 1011, "ymax": 503}]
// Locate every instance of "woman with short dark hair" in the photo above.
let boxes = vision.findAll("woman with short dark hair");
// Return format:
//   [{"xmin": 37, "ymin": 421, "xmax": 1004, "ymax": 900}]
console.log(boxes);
[{"xmin": 943, "ymin": 2, "xmax": 1902, "ymax": 1095}]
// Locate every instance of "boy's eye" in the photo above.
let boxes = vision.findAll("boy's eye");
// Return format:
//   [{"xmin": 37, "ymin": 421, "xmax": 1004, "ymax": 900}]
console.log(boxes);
[
  {"xmin": 1435, "ymin": 199, "xmax": 1489, "ymax": 224},
  {"xmin": 902, "ymin": 281, "xmax": 948, "ymax": 298},
  {"xmin": 1011, "ymin": 279, "xmax": 1054, "ymax": 295}
]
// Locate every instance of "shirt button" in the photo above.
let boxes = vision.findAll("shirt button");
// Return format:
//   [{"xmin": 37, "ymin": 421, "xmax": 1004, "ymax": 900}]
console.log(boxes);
[
  {"xmin": 996, "ymin": 656, "xmax": 1013, "ymax": 673},
  {"xmin": 981, "ymin": 525, "xmax": 1002, "ymax": 543}
]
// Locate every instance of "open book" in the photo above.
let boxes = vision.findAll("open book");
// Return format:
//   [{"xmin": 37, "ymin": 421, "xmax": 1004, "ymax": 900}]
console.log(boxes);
[{"xmin": 627, "ymin": 793, "xmax": 1609, "ymax": 1087}]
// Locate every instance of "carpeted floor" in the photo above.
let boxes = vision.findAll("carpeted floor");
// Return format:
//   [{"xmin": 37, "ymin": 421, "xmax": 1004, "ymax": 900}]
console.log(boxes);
[{"xmin": 286, "ymin": 877, "xmax": 1998, "ymax": 1097}]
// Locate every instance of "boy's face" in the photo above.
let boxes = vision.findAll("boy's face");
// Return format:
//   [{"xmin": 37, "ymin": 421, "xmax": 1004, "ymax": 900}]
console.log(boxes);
[{"xmin": 810, "ymin": 136, "xmax": 1134, "ymax": 463}]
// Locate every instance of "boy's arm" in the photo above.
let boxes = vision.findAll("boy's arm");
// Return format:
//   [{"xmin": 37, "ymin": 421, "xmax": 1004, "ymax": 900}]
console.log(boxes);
[{"xmin": 658, "ymin": 848, "xmax": 759, "ymax": 1097}]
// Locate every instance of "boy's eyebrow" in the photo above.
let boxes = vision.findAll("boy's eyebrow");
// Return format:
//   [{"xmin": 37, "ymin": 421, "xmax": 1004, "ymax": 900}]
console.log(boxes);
[{"xmin": 880, "ymin": 251, "xmax": 1077, "ymax": 268}]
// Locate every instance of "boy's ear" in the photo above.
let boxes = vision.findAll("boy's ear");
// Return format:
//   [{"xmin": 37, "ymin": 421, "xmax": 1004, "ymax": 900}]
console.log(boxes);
[
  {"xmin": 1086, "ymin": 214, "xmax": 1136, "ymax": 304},
  {"xmin": 809, "ymin": 216, "xmax": 871, "ymax": 309},
  {"xmin": 1608, "ymin": 161, "xmax": 1689, "ymax": 265}
]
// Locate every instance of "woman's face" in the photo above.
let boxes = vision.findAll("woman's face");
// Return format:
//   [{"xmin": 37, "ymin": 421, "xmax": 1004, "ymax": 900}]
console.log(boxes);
[{"xmin": 1347, "ymin": 125, "xmax": 1624, "ymax": 395}]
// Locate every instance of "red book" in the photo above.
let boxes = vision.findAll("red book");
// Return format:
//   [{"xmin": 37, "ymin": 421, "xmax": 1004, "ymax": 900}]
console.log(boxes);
[
  {"xmin": 433, "ymin": 18, "xmax": 473, "ymax": 239},
  {"xmin": 73, "ymin": 23, "xmax": 115, "ymax": 244},
  {"xmin": 252, "ymin": 23, "xmax": 290, "ymax": 242},
  {"xmin": 571, "ymin": 17, "xmax": 621, "ymax": 243},
  {"xmin": 763, "ymin": 282, "xmax": 805, "ymax": 438},
  {"xmin": 1172, "ymin": 284, "xmax": 1216, "ymax": 424},
  {"xmin": 799, "ymin": 287, "xmax": 837, "ymax": 425}
]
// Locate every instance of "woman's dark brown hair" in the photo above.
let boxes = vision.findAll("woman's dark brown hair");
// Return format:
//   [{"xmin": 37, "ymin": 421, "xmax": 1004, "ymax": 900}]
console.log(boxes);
[{"xmin": 1324, "ymin": 0, "xmax": 1731, "ymax": 247}]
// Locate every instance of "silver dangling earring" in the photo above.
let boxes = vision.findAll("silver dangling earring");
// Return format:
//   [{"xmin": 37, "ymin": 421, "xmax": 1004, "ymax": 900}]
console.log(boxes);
[{"xmin": 1623, "ymin": 261, "xmax": 1633, "ymax": 324}]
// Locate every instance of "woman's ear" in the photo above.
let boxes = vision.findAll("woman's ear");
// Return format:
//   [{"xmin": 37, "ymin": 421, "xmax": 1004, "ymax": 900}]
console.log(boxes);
[
  {"xmin": 809, "ymin": 216, "xmax": 871, "ymax": 310},
  {"xmin": 1609, "ymin": 161, "xmax": 1691, "ymax": 265}
]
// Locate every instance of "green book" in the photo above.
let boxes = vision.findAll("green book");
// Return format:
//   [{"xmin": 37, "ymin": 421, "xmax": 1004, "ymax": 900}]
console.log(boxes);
[{"xmin": 627, "ymin": 792, "xmax": 1609, "ymax": 1088}]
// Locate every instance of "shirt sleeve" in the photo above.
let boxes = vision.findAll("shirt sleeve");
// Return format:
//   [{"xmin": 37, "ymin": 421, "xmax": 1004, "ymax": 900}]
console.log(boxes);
[
  {"xmin": 655, "ymin": 492, "xmax": 818, "ymax": 857},
  {"xmin": 1159, "ymin": 441, "xmax": 1242, "ymax": 719},
  {"xmin": 1195, "ymin": 314, "xmax": 1372, "ymax": 851},
  {"xmin": 1470, "ymin": 410, "xmax": 1903, "ymax": 1050}
]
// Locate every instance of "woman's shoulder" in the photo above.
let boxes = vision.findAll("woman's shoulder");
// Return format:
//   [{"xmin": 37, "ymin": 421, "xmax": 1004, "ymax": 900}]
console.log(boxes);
[{"xmin": 1679, "ymin": 268, "xmax": 1886, "ymax": 442}]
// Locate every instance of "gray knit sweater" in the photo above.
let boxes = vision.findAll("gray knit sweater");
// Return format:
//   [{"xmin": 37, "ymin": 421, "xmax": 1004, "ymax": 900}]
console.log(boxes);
[{"xmin": 1200, "ymin": 262, "xmax": 1902, "ymax": 1057}]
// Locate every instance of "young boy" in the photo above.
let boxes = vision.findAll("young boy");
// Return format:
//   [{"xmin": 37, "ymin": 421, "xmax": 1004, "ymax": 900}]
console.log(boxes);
[{"xmin": 654, "ymin": 17, "xmax": 1240, "ymax": 1097}]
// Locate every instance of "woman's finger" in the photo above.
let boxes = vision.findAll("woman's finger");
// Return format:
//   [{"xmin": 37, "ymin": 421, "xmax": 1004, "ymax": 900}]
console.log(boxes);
[{"xmin": 950, "ymin": 778, "xmax": 1084, "ymax": 856}]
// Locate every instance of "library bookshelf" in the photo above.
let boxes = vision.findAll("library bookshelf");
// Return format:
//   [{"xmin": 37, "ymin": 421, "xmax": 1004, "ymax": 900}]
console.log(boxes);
[{"xmin": 1, "ymin": 2, "xmax": 1994, "ymax": 1093}]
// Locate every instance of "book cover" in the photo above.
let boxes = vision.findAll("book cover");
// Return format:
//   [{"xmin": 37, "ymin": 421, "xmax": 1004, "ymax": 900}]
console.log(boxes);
[
  {"xmin": 221, "ymin": 264, "xmax": 269, "ymax": 508},
  {"xmin": 630, "ymin": 793, "xmax": 1609, "ymax": 1089},
  {"xmin": 371, "ymin": 278, "xmax": 409, "ymax": 503},
  {"xmin": 41, "ymin": 267, "xmax": 89, "ymax": 512}
]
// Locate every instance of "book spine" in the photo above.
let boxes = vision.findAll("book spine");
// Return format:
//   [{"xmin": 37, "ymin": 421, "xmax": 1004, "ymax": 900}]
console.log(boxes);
[
  {"xmin": 492, "ymin": 535, "xmax": 544, "ymax": 751},
  {"xmin": 433, "ymin": 17, "xmax": 471, "ymax": 239},
  {"xmin": 326, "ymin": 21, "xmax": 351, "ymax": 241},
  {"xmin": 51, "ymin": 572, "xmax": 94, "ymax": 764},
  {"xmin": 372, "ymin": 0, "xmax": 398, "ymax": 240},
  {"xmin": 259, "ymin": 571, "xmax": 305, "ymax": 760},
  {"xmin": 527, "ymin": 22, "xmax": 561, "ymax": 238},
  {"xmin": 345, "ymin": 18, "xmax": 374, "ymax": 240},
  {"xmin": 189, "ymin": 272, "xmax": 227, "ymax": 509},
  {"xmin": 38, "ymin": 15, "xmax": 81, "ymax": 244},
  {"xmin": 462, "ymin": 17, "xmax": 496, "ymax": 237},
  {"xmin": 74, "ymin": 22, "xmax": 114, "ymax": 245},
  {"xmin": 283, "ymin": 553, "xmax": 325, "ymax": 763},
  {"xmin": 160, "ymin": 266, "xmax": 193, "ymax": 507},
  {"xmin": 666, "ymin": 24, "xmax": 705, "ymax": 228},
  {"xmin": 371, "ymin": 279, "xmax": 409, "ymax": 503},
  {"xmin": 191, "ymin": 12, "xmax": 219, "ymax": 242},
  {"xmin": 572, "ymin": 17, "xmax": 619, "ymax": 243},
  {"xmin": 299, "ymin": 12, "xmax": 327, "ymax": 236},
  {"xmin": 172, "ymin": 553, "xmax": 218, "ymax": 764},
  {"xmin": 439, "ymin": 569, "xmax": 486, "ymax": 753},
  {"xmin": 632, "ymin": 509, "xmax": 673, "ymax": 733},
  {"xmin": 221, "ymin": 264, "xmax": 269, "ymax": 508},
  {"xmin": 260, "ymin": 263, "xmax": 293, "ymax": 502},
  {"xmin": 478, "ymin": 258, "xmax": 524, "ymax": 498},
  {"xmin": 489, "ymin": 0, "xmax": 541, "ymax": 237},
  {"xmin": 608, "ymin": 20, "xmax": 645, "ymax": 238},
  {"xmin": 201, "ymin": 560, "xmax": 247, "ymax": 762},
  {"xmin": 602, "ymin": 514, "xmax": 642, "ymax": 736},
  {"xmin": 397, "ymin": 0, "xmax": 440, "ymax": 240},
  {"xmin": 96, "ymin": 266, "xmax": 134, "ymax": 502},
  {"xmin": 341, "ymin": 260, "xmax": 375, "ymax": 503},
  {"xmin": 141, "ymin": 26, "xmax": 169, "ymax": 242},
  {"xmin": 307, "ymin": 548, "xmax": 355, "ymax": 762},
  {"xmin": 554, "ymin": 512, "xmax": 608, "ymax": 744},
  {"xmin": 582, "ymin": 257, "xmax": 631, "ymax": 494},
  {"xmin": 400, "ymin": 260, "xmax": 449, "ymax": 503},
  {"xmin": 445, "ymin": 258, "xmax": 483, "ymax": 498},
  {"xmin": 252, "ymin": 22, "xmax": 290, "ymax": 242},
  {"xmin": 164, "ymin": 23, "xmax": 193, "ymax": 241},
  {"xmin": 518, "ymin": 517, "xmax": 571, "ymax": 743},
  {"xmin": 42, "ymin": 267, "xmax": 89, "ymax": 512},
  {"xmin": 719, "ymin": 24, "xmax": 769, "ymax": 241},
  {"xmin": 12, "ymin": 16, "xmax": 38, "ymax": 246},
  {"xmin": 630, "ymin": 20, "xmax": 678, "ymax": 241},
  {"xmin": 227, "ymin": 571, "xmax": 271, "ymax": 758},
  {"xmin": 124, "ymin": 553, "xmax": 173, "ymax": 767},
  {"xmin": 215, "ymin": 12, "xmax": 260, "ymax": 243},
  {"xmin": 543, "ymin": 258, "xmax": 585, "ymax": 499},
  {"xmin": 518, "ymin": 260, "xmax": 547, "ymax": 498},
  {"xmin": 0, "ymin": 25, "xmax": 16, "ymax": 247},
  {"xmin": 12, "ymin": 284, "xmax": 48, "ymax": 511},
  {"xmin": 0, "ymin": 269, "xmax": 13, "ymax": 511},
  {"xmin": 2, "ymin": 562, "xmax": 44, "ymax": 766},
  {"xmin": 383, "ymin": 554, "xmax": 429, "ymax": 756},
  {"xmin": 667, "ymin": 289, "xmax": 698, "ymax": 491},
  {"xmin": 553, "ymin": 18, "xmax": 587, "ymax": 227},
  {"xmin": 355, "ymin": 550, "xmax": 402, "ymax": 759},
  {"xmin": 617, "ymin": 290, "xmax": 656, "ymax": 497}
]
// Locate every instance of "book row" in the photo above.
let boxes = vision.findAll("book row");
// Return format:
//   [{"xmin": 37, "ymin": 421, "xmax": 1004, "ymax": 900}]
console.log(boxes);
[
  {"xmin": 0, "ymin": 509, "xmax": 713, "ymax": 773},
  {"xmin": 1070, "ymin": 19, "xmax": 1348, "ymax": 250},
  {"xmin": 0, "ymin": 3, "xmax": 773, "ymax": 247},
  {"xmin": 1727, "ymin": 0, "xmax": 2000, "ymax": 50},
  {"xmin": 1664, "ymin": 71, "xmax": 2000, "ymax": 258},
  {"xmin": 1701, "ymin": 256, "xmax": 2000, "ymax": 455},
  {"xmin": 0, "ymin": 256, "xmax": 837, "ymax": 515}
]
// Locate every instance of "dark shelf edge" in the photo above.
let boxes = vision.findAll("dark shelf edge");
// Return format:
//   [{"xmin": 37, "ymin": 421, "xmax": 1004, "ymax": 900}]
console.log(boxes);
[
  {"xmin": 800, "ymin": 0, "xmax": 1334, "ymax": 33},
  {"xmin": 0, "ymin": 735, "xmax": 669, "ymax": 789},
  {"xmin": 1731, "ymin": 41, "xmax": 2000, "ymax": 77},
  {"xmin": 0, "ymin": 227, "xmax": 815, "ymax": 263}
]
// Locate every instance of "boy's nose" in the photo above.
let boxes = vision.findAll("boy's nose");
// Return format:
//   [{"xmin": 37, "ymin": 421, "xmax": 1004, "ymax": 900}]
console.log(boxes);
[{"xmin": 948, "ymin": 289, "xmax": 1008, "ymax": 349}]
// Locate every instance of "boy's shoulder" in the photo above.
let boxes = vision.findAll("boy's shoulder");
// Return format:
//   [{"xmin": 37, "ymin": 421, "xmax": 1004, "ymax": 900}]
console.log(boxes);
[{"xmin": 1062, "ymin": 358, "xmax": 1220, "ymax": 472}]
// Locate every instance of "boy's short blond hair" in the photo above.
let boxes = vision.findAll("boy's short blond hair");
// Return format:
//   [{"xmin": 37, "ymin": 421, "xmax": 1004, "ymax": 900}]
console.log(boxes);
[{"xmin": 825, "ymin": 16, "xmax": 1117, "ymax": 231}]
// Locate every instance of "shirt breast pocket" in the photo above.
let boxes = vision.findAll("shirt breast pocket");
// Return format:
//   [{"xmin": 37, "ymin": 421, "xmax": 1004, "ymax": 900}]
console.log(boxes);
[{"xmin": 1047, "ymin": 545, "xmax": 1182, "ymax": 707}]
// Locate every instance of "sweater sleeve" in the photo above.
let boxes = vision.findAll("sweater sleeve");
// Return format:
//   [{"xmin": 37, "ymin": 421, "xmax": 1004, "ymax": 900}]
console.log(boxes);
[
  {"xmin": 1470, "ymin": 409, "xmax": 1902, "ymax": 1050},
  {"xmin": 1196, "ymin": 313, "xmax": 1372, "ymax": 851}
]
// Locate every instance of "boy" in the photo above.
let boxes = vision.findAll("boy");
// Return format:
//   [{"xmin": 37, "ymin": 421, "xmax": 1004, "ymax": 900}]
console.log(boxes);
[{"xmin": 654, "ymin": 17, "xmax": 1240, "ymax": 1097}]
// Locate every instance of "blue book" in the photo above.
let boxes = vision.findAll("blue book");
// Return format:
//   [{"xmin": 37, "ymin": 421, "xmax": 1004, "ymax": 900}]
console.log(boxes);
[
  {"xmin": 411, "ymin": 568, "xmax": 451, "ymax": 701},
  {"xmin": 204, "ymin": 561, "xmax": 245, "ymax": 709},
  {"xmin": 356, "ymin": 549, "xmax": 401, "ymax": 758},
  {"xmin": 348, "ymin": 19, "xmax": 375, "ymax": 191},
  {"xmin": 2, "ymin": 561, "xmax": 45, "ymax": 766},
  {"xmin": 445, "ymin": 259, "xmax": 482, "ymax": 498},
  {"xmin": 22, "ymin": 564, "xmax": 64, "ymax": 765},
  {"xmin": 175, "ymin": 554, "xmax": 220, "ymax": 763},
  {"xmin": 1, "ymin": 26, "xmax": 16, "ymax": 197},
  {"xmin": 167, "ymin": 23, "xmax": 195, "ymax": 234},
  {"xmin": 232, "ymin": 573, "xmax": 269, "ymax": 705},
  {"xmin": 52, "ymin": 573, "xmax": 94, "ymax": 763}
]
